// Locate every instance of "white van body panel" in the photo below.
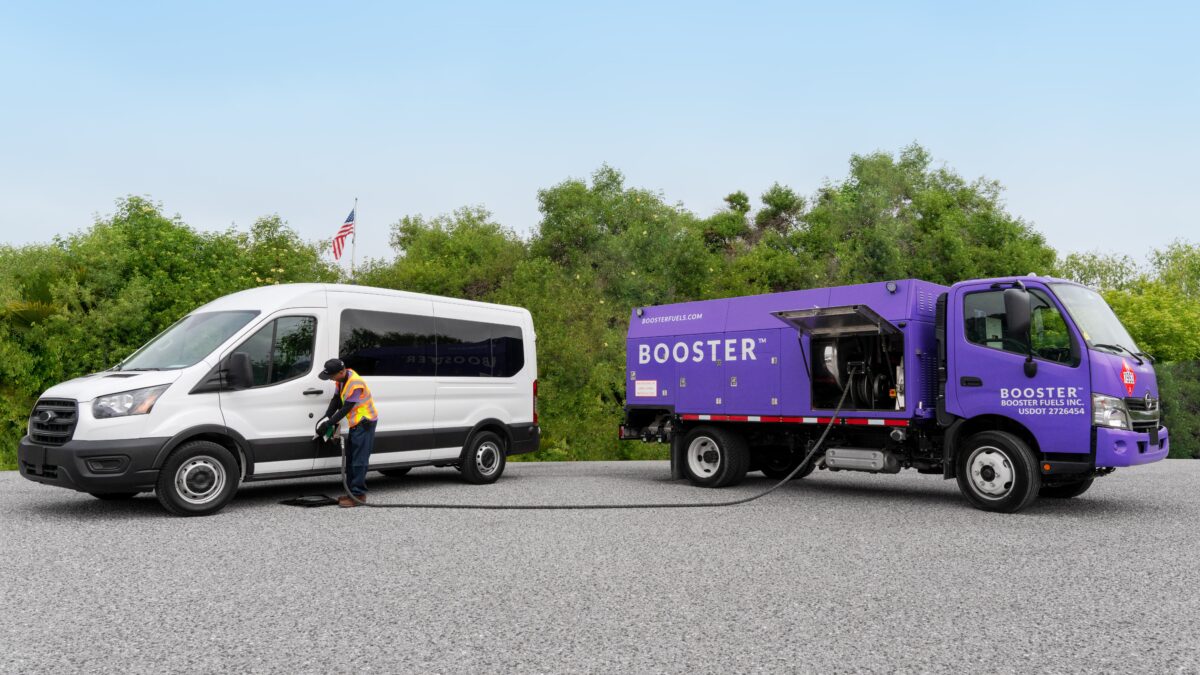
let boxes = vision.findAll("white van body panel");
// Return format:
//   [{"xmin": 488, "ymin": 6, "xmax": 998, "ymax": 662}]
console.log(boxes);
[{"xmin": 19, "ymin": 283, "xmax": 539, "ymax": 506}]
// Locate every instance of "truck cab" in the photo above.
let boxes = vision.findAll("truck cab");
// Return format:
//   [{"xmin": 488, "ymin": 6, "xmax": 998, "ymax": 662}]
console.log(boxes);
[
  {"xmin": 939, "ymin": 276, "xmax": 1167, "ymax": 508},
  {"xmin": 621, "ymin": 276, "xmax": 1168, "ymax": 513}
]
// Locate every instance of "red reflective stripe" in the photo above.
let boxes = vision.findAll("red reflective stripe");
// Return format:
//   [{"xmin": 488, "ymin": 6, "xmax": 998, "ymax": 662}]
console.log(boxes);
[{"xmin": 678, "ymin": 414, "xmax": 910, "ymax": 427}]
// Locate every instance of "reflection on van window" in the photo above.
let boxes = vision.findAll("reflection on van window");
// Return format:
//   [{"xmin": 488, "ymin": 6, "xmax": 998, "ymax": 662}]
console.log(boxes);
[
  {"xmin": 236, "ymin": 316, "xmax": 317, "ymax": 386},
  {"xmin": 120, "ymin": 311, "xmax": 260, "ymax": 371},
  {"xmin": 340, "ymin": 310, "xmax": 437, "ymax": 376},
  {"xmin": 339, "ymin": 309, "xmax": 525, "ymax": 378}
]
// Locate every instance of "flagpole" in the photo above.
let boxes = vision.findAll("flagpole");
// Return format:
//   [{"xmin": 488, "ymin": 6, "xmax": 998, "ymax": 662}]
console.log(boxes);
[{"xmin": 351, "ymin": 197, "xmax": 358, "ymax": 280}]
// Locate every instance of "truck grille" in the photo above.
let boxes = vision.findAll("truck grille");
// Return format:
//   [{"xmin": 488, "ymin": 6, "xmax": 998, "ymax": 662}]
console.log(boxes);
[
  {"xmin": 1124, "ymin": 396, "xmax": 1160, "ymax": 433},
  {"xmin": 28, "ymin": 399, "xmax": 78, "ymax": 447}
]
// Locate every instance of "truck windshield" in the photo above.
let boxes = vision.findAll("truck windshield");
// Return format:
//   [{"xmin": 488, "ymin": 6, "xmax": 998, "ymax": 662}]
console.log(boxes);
[
  {"xmin": 118, "ymin": 311, "xmax": 260, "ymax": 371},
  {"xmin": 1050, "ymin": 283, "xmax": 1140, "ymax": 356}
]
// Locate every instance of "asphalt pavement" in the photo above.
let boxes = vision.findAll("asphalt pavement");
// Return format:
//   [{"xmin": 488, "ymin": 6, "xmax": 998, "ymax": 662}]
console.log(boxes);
[{"xmin": 2, "ymin": 460, "xmax": 1197, "ymax": 674}]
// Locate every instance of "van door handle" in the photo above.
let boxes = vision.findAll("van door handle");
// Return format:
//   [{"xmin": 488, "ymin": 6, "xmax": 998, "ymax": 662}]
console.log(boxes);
[
  {"xmin": 960, "ymin": 376, "xmax": 983, "ymax": 387},
  {"xmin": 303, "ymin": 389, "xmax": 325, "ymax": 396}
]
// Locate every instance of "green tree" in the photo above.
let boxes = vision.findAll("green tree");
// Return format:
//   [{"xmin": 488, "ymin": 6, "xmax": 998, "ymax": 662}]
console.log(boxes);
[{"xmin": 356, "ymin": 206, "xmax": 526, "ymax": 300}]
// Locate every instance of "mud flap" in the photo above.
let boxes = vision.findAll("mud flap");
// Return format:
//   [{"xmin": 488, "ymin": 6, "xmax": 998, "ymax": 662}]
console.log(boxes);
[{"xmin": 670, "ymin": 434, "xmax": 685, "ymax": 480}]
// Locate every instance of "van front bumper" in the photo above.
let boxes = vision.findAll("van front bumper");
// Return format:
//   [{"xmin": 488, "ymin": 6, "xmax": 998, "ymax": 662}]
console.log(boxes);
[
  {"xmin": 1095, "ymin": 426, "xmax": 1169, "ymax": 468},
  {"xmin": 17, "ymin": 435, "xmax": 167, "ymax": 493}
]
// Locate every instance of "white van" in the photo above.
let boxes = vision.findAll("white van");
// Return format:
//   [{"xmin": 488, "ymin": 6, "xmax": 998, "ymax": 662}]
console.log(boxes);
[{"xmin": 17, "ymin": 284, "xmax": 539, "ymax": 516}]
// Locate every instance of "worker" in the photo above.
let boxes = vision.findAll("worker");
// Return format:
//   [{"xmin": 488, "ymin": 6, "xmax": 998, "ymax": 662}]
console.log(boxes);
[{"xmin": 315, "ymin": 358, "xmax": 378, "ymax": 507}]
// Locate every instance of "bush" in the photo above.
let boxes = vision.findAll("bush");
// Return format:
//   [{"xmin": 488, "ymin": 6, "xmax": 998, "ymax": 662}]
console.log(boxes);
[{"xmin": 1158, "ymin": 361, "xmax": 1200, "ymax": 459}]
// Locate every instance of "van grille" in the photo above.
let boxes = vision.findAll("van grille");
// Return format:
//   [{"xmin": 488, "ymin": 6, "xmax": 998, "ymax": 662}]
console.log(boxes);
[{"xmin": 28, "ymin": 399, "xmax": 78, "ymax": 447}]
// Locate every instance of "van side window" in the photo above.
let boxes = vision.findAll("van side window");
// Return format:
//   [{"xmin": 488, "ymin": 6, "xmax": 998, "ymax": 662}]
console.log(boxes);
[
  {"xmin": 963, "ymin": 290, "xmax": 1075, "ymax": 365},
  {"xmin": 436, "ymin": 318, "xmax": 493, "ymax": 377},
  {"xmin": 238, "ymin": 316, "xmax": 317, "ymax": 387},
  {"xmin": 435, "ymin": 318, "xmax": 526, "ymax": 378},
  {"xmin": 340, "ymin": 310, "xmax": 436, "ymax": 377}
]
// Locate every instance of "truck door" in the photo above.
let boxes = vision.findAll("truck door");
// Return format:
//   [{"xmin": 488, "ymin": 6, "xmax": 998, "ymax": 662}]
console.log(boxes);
[
  {"xmin": 218, "ymin": 310, "xmax": 327, "ymax": 475},
  {"xmin": 948, "ymin": 282, "xmax": 1091, "ymax": 454}
]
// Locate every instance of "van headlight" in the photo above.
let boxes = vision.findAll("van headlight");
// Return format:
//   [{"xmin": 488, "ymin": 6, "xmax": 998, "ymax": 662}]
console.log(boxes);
[
  {"xmin": 93, "ymin": 385, "xmax": 170, "ymax": 419},
  {"xmin": 1092, "ymin": 393, "xmax": 1130, "ymax": 430}
]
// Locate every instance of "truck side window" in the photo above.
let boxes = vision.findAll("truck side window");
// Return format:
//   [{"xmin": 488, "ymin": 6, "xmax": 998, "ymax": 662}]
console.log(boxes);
[
  {"xmin": 964, "ymin": 290, "xmax": 1075, "ymax": 364},
  {"xmin": 237, "ymin": 316, "xmax": 317, "ymax": 387},
  {"xmin": 1029, "ymin": 291, "xmax": 1074, "ymax": 364}
]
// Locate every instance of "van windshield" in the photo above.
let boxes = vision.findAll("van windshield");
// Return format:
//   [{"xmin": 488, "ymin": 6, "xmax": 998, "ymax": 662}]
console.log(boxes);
[
  {"xmin": 1050, "ymin": 283, "xmax": 1140, "ymax": 356},
  {"xmin": 119, "ymin": 311, "xmax": 260, "ymax": 371}
]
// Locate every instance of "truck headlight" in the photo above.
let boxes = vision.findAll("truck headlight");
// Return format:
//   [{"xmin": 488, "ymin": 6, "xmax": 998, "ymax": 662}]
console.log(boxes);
[
  {"xmin": 1092, "ymin": 393, "xmax": 1130, "ymax": 430},
  {"xmin": 93, "ymin": 385, "xmax": 170, "ymax": 419}
]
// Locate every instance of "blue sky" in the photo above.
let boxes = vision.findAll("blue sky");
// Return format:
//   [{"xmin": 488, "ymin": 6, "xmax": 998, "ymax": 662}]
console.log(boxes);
[{"xmin": 1, "ymin": 1, "xmax": 1196, "ymax": 270}]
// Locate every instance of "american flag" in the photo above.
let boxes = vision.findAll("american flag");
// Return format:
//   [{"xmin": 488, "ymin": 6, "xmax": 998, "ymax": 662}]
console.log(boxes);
[{"xmin": 332, "ymin": 208, "xmax": 355, "ymax": 260}]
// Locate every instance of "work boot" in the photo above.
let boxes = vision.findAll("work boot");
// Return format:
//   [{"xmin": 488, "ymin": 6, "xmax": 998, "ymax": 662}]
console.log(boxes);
[{"xmin": 337, "ymin": 494, "xmax": 366, "ymax": 508}]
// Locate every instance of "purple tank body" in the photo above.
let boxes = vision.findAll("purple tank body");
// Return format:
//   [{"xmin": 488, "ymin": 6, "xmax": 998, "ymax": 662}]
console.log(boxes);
[
  {"xmin": 625, "ymin": 276, "xmax": 1169, "ymax": 469},
  {"xmin": 626, "ymin": 280, "xmax": 946, "ymax": 420}
]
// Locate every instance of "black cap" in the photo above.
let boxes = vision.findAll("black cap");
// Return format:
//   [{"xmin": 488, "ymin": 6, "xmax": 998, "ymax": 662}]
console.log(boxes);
[{"xmin": 318, "ymin": 358, "xmax": 346, "ymax": 380}]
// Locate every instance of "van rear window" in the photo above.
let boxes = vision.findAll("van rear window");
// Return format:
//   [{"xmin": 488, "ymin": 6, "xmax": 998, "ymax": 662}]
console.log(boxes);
[{"xmin": 339, "ymin": 309, "xmax": 524, "ymax": 378}]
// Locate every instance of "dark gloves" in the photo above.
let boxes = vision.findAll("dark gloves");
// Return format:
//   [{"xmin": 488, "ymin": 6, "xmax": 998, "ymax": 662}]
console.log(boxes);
[{"xmin": 315, "ymin": 418, "xmax": 332, "ymax": 438}]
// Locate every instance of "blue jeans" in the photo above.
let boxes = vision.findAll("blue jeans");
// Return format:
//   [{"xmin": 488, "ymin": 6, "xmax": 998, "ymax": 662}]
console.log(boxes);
[{"xmin": 347, "ymin": 419, "xmax": 376, "ymax": 496}]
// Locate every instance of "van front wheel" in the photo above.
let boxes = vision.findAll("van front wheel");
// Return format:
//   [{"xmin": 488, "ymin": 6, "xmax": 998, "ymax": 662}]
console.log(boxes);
[
  {"xmin": 461, "ymin": 431, "xmax": 506, "ymax": 485},
  {"xmin": 155, "ymin": 441, "xmax": 239, "ymax": 517}
]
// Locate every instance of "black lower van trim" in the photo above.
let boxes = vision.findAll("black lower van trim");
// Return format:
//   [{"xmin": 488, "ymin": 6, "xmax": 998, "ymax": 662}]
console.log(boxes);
[{"xmin": 18, "ymin": 435, "xmax": 167, "ymax": 493}]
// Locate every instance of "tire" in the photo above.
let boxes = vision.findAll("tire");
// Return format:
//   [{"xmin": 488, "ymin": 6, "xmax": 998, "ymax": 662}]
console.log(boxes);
[
  {"xmin": 460, "ymin": 431, "xmax": 506, "ymax": 485},
  {"xmin": 378, "ymin": 467, "xmax": 412, "ymax": 478},
  {"xmin": 154, "ymin": 440, "xmax": 240, "ymax": 517},
  {"xmin": 90, "ymin": 492, "xmax": 140, "ymax": 500},
  {"xmin": 1039, "ymin": 476, "xmax": 1094, "ymax": 499},
  {"xmin": 955, "ymin": 431, "xmax": 1040, "ymax": 513},
  {"xmin": 758, "ymin": 448, "xmax": 815, "ymax": 480},
  {"xmin": 682, "ymin": 426, "xmax": 749, "ymax": 488}
]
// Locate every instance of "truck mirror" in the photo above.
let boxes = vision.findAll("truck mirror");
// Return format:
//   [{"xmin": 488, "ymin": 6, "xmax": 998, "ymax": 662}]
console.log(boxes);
[
  {"xmin": 226, "ymin": 352, "xmax": 255, "ymax": 390},
  {"xmin": 1003, "ymin": 287, "xmax": 1032, "ymax": 340}
]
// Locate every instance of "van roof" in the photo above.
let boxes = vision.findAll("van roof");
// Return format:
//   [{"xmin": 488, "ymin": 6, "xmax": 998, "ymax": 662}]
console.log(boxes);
[{"xmin": 194, "ymin": 283, "xmax": 531, "ymax": 318}]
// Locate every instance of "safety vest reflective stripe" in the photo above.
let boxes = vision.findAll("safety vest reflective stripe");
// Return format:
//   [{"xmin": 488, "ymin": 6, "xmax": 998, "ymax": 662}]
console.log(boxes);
[{"xmin": 340, "ymin": 370, "xmax": 378, "ymax": 427}]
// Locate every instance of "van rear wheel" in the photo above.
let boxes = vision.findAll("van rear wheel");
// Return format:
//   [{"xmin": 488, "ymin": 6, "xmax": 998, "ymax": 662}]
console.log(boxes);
[
  {"xmin": 461, "ymin": 431, "xmax": 506, "ymax": 485},
  {"xmin": 682, "ymin": 426, "xmax": 749, "ymax": 488},
  {"xmin": 955, "ymin": 431, "xmax": 1040, "ymax": 513},
  {"xmin": 155, "ymin": 440, "xmax": 239, "ymax": 517}
]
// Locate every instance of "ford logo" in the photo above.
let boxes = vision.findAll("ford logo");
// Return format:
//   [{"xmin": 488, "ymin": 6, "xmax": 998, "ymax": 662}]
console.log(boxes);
[{"xmin": 34, "ymin": 410, "xmax": 56, "ymax": 424}]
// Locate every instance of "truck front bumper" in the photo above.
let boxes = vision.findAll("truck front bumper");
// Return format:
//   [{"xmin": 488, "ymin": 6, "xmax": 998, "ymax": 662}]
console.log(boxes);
[
  {"xmin": 1095, "ymin": 426, "xmax": 1169, "ymax": 468},
  {"xmin": 17, "ymin": 435, "xmax": 167, "ymax": 494}
]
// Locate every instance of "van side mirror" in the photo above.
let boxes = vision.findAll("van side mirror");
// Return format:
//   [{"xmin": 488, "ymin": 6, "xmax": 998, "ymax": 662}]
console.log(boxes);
[{"xmin": 227, "ymin": 352, "xmax": 254, "ymax": 390}]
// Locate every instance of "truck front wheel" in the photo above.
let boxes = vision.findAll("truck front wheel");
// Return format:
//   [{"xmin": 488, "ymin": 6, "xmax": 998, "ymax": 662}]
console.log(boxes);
[
  {"xmin": 955, "ymin": 431, "xmax": 1040, "ymax": 513},
  {"xmin": 682, "ymin": 426, "xmax": 749, "ymax": 488}
]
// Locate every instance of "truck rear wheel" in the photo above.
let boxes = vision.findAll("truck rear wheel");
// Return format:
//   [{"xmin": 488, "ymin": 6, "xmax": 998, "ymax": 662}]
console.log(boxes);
[
  {"xmin": 759, "ymin": 448, "xmax": 814, "ymax": 480},
  {"xmin": 955, "ymin": 431, "xmax": 1040, "ymax": 513},
  {"xmin": 682, "ymin": 426, "xmax": 749, "ymax": 488},
  {"xmin": 1039, "ymin": 476, "xmax": 1094, "ymax": 499},
  {"xmin": 154, "ymin": 440, "xmax": 240, "ymax": 517}
]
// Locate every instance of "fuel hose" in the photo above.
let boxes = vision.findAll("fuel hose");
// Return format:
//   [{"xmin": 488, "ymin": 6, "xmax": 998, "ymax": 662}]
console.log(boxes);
[{"xmin": 334, "ymin": 383, "xmax": 853, "ymax": 510}]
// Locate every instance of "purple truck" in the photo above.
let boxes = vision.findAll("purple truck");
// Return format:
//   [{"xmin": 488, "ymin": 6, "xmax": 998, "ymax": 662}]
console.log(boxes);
[{"xmin": 620, "ymin": 277, "xmax": 1168, "ymax": 512}]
